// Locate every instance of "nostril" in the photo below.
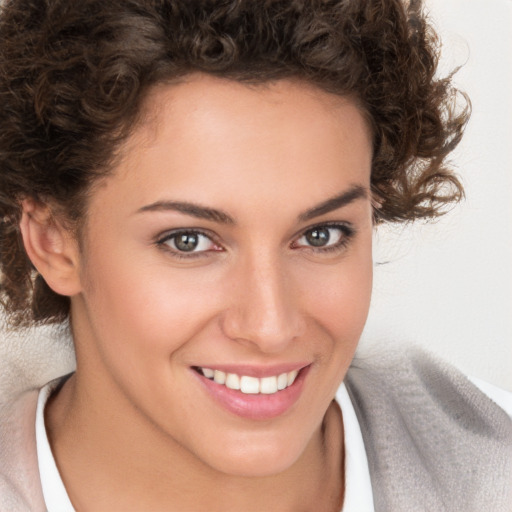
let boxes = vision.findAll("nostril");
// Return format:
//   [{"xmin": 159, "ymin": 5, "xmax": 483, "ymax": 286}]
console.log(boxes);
[{"xmin": 220, "ymin": 309, "xmax": 305, "ymax": 353}]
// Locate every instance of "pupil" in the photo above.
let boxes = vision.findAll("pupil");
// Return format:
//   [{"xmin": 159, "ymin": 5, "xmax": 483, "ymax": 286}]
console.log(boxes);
[
  {"xmin": 175, "ymin": 233, "xmax": 198, "ymax": 252},
  {"xmin": 306, "ymin": 228, "xmax": 330, "ymax": 247}
]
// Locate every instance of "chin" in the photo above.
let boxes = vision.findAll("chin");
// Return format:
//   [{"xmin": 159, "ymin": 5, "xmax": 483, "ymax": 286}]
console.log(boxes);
[
  {"xmin": 211, "ymin": 454, "xmax": 300, "ymax": 479},
  {"xmin": 197, "ymin": 433, "xmax": 307, "ymax": 478}
]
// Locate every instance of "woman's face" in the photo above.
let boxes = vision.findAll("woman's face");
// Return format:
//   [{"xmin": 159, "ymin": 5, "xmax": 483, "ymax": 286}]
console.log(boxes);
[{"xmin": 71, "ymin": 75, "xmax": 374, "ymax": 476}]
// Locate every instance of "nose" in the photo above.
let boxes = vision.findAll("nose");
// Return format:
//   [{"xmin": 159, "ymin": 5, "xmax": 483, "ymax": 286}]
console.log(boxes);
[{"xmin": 221, "ymin": 252, "xmax": 305, "ymax": 354}]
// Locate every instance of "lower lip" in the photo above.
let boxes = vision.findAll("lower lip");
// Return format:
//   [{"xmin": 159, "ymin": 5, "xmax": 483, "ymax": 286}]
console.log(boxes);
[{"xmin": 193, "ymin": 367, "xmax": 310, "ymax": 420}]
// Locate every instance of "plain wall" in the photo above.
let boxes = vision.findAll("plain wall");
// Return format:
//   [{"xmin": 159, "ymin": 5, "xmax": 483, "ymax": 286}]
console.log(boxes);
[{"xmin": 361, "ymin": 0, "xmax": 512, "ymax": 391}]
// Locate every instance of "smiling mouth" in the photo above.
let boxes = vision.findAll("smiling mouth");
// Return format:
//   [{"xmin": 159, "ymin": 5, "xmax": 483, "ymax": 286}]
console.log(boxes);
[
  {"xmin": 192, "ymin": 366, "xmax": 300, "ymax": 395},
  {"xmin": 192, "ymin": 364, "xmax": 310, "ymax": 420}
]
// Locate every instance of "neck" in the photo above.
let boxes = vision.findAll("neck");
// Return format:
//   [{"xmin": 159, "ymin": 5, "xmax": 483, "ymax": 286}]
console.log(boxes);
[{"xmin": 45, "ymin": 372, "xmax": 344, "ymax": 511}]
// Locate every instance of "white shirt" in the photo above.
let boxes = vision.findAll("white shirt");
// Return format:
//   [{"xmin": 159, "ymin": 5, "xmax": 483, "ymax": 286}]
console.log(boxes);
[
  {"xmin": 36, "ymin": 379, "xmax": 512, "ymax": 512},
  {"xmin": 35, "ymin": 381, "xmax": 75, "ymax": 512}
]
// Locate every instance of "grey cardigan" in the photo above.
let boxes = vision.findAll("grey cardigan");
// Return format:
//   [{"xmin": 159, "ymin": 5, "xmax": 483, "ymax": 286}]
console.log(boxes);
[
  {"xmin": 1, "ymin": 341, "xmax": 511, "ymax": 511},
  {"xmin": 345, "ymin": 347, "xmax": 512, "ymax": 511}
]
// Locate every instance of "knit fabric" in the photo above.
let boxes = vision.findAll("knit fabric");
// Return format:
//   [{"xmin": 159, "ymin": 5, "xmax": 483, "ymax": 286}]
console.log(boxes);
[{"xmin": 345, "ymin": 346, "xmax": 512, "ymax": 512}]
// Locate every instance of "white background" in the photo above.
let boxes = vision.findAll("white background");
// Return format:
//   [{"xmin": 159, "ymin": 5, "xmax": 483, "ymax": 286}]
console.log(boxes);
[{"xmin": 362, "ymin": 0, "xmax": 512, "ymax": 391}]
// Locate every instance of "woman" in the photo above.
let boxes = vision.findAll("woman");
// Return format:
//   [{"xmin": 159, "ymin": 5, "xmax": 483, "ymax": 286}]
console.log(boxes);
[{"xmin": 0, "ymin": 0, "xmax": 510, "ymax": 511}]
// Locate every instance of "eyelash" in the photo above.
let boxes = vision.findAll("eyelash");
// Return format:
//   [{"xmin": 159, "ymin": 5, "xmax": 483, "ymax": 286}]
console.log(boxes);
[
  {"xmin": 156, "ymin": 222, "xmax": 356, "ymax": 260},
  {"xmin": 293, "ymin": 222, "xmax": 355, "ymax": 254},
  {"xmin": 156, "ymin": 229, "xmax": 221, "ymax": 260}
]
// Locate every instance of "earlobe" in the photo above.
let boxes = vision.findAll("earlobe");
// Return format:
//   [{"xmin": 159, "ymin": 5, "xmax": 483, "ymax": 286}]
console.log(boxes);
[{"xmin": 19, "ymin": 199, "xmax": 82, "ymax": 297}]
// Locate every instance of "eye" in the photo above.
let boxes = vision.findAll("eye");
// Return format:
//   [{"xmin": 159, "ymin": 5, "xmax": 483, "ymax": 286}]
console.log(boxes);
[
  {"xmin": 157, "ymin": 230, "xmax": 220, "ymax": 255},
  {"xmin": 293, "ymin": 224, "xmax": 354, "ymax": 252}
]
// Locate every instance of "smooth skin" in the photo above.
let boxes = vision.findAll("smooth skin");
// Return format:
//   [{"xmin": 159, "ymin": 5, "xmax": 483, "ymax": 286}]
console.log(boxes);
[{"xmin": 21, "ymin": 75, "xmax": 374, "ymax": 511}]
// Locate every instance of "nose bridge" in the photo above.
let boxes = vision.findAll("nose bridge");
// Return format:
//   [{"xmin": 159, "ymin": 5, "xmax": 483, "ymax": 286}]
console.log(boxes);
[{"xmin": 222, "ymin": 247, "xmax": 304, "ymax": 352}]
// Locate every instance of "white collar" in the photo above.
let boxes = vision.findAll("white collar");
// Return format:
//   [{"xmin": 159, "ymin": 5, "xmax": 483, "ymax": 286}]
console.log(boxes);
[
  {"xmin": 336, "ymin": 382, "xmax": 375, "ymax": 511},
  {"xmin": 35, "ymin": 379, "xmax": 75, "ymax": 512}
]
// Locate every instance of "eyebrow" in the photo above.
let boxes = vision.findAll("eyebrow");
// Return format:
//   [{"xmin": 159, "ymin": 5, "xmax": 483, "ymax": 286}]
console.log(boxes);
[
  {"xmin": 136, "ymin": 184, "xmax": 368, "ymax": 225},
  {"xmin": 137, "ymin": 200, "xmax": 235, "ymax": 224},
  {"xmin": 297, "ymin": 185, "xmax": 368, "ymax": 222}
]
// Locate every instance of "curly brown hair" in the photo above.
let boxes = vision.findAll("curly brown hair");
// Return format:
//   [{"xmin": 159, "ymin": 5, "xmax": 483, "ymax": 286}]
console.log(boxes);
[{"xmin": 0, "ymin": 0, "xmax": 469, "ymax": 327}]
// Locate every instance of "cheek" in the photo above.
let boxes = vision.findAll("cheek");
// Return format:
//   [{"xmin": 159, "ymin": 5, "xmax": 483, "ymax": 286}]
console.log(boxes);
[
  {"xmin": 300, "ymin": 246, "xmax": 373, "ymax": 344},
  {"xmin": 291, "ymin": 243, "xmax": 373, "ymax": 415},
  {"xmin": 79, "ymin": 243, "xmax": 223, "ymax": 361}
]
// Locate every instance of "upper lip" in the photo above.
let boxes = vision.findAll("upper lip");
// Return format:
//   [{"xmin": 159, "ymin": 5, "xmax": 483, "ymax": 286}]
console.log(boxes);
[{"xmin": 192, "ymin": 363, "xmax": 310, "ymax": 378}]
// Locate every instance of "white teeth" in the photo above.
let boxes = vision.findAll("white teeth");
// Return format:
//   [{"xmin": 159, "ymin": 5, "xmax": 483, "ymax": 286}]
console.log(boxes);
[
  {"xmin": 225, "ymin": 373, "xmax": 240, "ymax": 390},
  {"xmin": 213, "ymin": 370, "xmax": 226, "ymax": 385},
  {"xmin": 260, "ymin": 376, "xmax": 278, "ymax": 394},
  {"xmin": 277, "ymin": 372, "xmax": 288, "ymax": 390},
  {"xmin": 240, "ymin": 376, "xmax": 260, "ymax": 394},
  {"xmin": 202, "ymin": 368, "xmax": 214, "ymax": 379},
  {"xmin": 287, "ymin": 370, "xmax": 298, "ymax": 386},
  {"xmin": 199, "ymin": 367, "xmax": 301, "ymax": 394}
]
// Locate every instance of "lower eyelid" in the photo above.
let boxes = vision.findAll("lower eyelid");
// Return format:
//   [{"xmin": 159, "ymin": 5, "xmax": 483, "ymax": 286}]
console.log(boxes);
[{"xmin": 317, "ymin": 236, "xmax": 351, "ymax": 251}]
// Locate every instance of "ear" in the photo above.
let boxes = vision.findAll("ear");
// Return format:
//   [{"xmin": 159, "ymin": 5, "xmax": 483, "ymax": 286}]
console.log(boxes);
[{"xmin": 19, "ymin": 198, "xmax": 82, "ymax": 296}]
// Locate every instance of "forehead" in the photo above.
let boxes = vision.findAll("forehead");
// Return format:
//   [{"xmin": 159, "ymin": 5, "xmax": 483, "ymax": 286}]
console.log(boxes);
[
  {"xmin": 135, "ymin": 74, "xmax": 371, "ymax": 156},
  {"xmin": 93, "ymin": 75, "xmax": 372, "ymax": 220}
]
